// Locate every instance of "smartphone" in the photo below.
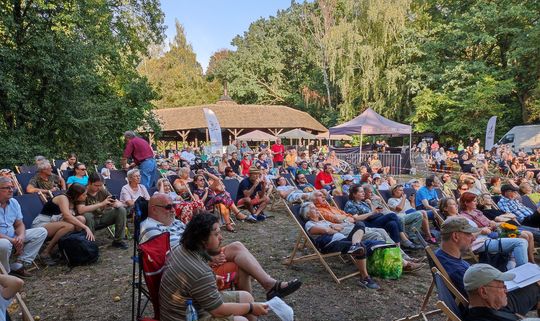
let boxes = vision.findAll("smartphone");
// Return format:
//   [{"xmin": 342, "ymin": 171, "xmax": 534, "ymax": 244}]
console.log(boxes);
[{"xmin": 111, "ymin": 195, "xmax": 117, "ymax": 200}]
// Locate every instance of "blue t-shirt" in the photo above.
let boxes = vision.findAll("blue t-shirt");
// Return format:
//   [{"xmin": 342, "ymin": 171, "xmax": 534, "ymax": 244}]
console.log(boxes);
[
  {"xmin": 0, "ymin": 199, "xmax": 23, "ymax": 237},
  {"xmin": 66, "ymin": 175, "xmax": 88, "ymax": 187},
  {"xmin": 237, "ymin": 178, "xmax": 263, "ymax": 202},
  {"xmin": 415, "ymin": 186, "xmax": 438, "ymax": 208},
  {"xmin": 435, "ymin": 248, "xmax": 470, "ymax": 297}
]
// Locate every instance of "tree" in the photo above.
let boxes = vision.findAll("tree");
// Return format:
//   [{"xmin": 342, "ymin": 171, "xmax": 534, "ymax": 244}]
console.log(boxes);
[
  {"xmin": 0, "ymin": 0, "xmax": 165, "ymax": 167},
  {"xmin": 138, "ymin": 20, "xmax": 222, "ymax": 109}
]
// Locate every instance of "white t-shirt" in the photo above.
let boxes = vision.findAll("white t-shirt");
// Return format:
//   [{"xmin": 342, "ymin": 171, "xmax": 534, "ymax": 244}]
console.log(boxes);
[
  {"xmin": 119, "ymin": 184, "xmax": 150, "ymax": 202},
  {"xmin": 305, "ymin": 220, "xmax": 346, "ymax": 243},
  {"xmin": 387, "ymin": 197, "xmax": 414, "ymax": 214}
]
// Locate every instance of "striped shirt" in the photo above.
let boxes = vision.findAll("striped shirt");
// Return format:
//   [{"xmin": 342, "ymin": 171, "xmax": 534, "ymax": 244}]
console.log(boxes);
[
  {"xmin": 159, "ymin": 246, "xmax": 223, "ymax": 321},
  {"xmin": 139, "ymin": 217, "xmax": 185, "ymax": 248}
]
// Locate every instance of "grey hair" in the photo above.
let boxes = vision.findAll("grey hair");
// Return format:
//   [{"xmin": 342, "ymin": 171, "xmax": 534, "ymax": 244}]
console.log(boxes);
[
  {"xmin": 299, "ymin": 202, "xmax": 314, "ymax": 220},
  {"xmin": 127, "ymin": 169, "xmax": 140, "ymax": 180},
  {"xmin": 124, "ymin": 131, "xmax": 137, "ymax": 139},
  {"xmin": 37, "ymin": 160, "xmax": 51, "ymax": 171},
  {"xmin": 0, "ymin": 177, "xmax": 12, "ymax": 185},
  {"xmin": 35, "ymin": 155, "xmax": 46, "ymax": 163}
]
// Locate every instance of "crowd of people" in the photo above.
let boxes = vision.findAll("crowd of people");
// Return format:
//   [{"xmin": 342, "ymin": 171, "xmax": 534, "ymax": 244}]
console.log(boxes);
[{"xmin": 1, "ymin": 132, "xmax": 540, "ymax": 320}]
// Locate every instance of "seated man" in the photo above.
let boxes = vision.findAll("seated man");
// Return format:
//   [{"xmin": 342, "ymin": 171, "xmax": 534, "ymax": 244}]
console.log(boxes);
[
  {"xmin": 0, "ymin": 177, "xmax": 47, "ymax": 278},
  {"xmin": 295, "ymin": 173, "xmax": 315, "ymax": 192},
  {"xmin": 76, "ymin": 173, "xmax": 128, "ymax": 250},
  {"xmin": 160, "ymin": 213, "xmax": 269, "ymax": 321},
  {"xmin": 463, "ymin": 264, "xmax": 521, "ymax": 321},
  {"xmin": 26, "ymin": 160, "xmax": 66, "ymax": 193},
  {"xmin": 435, "ymin": 216, "xmax": 540, "ymax": 317},
  {"xmin": 414, "ymin": 175, "xmax": 439, "ymax": 219},
  {"xmin": 498, "ymin": 184, "xmax": 540, "ymax": 228},
  {"xmin": 275, "ymin": 177, "xmax": 313, "ymax": 204},
  {"xmin": 236, "ymin": 168, "xmax": 270, "ymax": 221},
  {"xmin": 141, "ymin": 194, "xmax": 301, "ymax": 301}
]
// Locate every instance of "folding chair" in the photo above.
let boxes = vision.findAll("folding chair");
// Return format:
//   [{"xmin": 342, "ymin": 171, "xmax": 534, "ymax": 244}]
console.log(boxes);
[
  {"xmin": 435, "ymin": 301, "xmax": 462, "ymax": 321},
  {"xmin": 14, "ymin": 193, "xmax": 45, "ymax": 229},
  {"xmin": 53, "ymin": 159, "xmax": 63, "ymax": 169},
  {"xmin": 15, "ymin": 165, "xmax": 37, "ymax": 174},
  {"xmin": 378, "ymin": 189, "xmax": 392, "ymax": 203},
  {"xmin": 522, "ymin": 195, "xmax": 537, "ymax": 212},
  {"xmin": 432, "ymin": 267, "xmax": 468, "ymax": 320},
  {"xmin": 110, "ymin": 170, "xmax": 128, "ymax": 182},
  {"xmin": 305, "ymin": 174, "xmax": 316, "ymax": 187},
  {"xmin": 283, "ymin": 204, "xmax": 361, "ymax": 284},
  {"xmin": 15, "ymin": 173, "xmax": 34, "ymax": 194},
  {"xmin": 333, "ymin": 195, "xmax": 349, "ymax": 211},
  {"xmin": 105, "ymin": 179, "xmax": 127, "ymax": 199},
  {"xmin": 223, "ymin": 179, "xmax": 240, "ymax": 204}
]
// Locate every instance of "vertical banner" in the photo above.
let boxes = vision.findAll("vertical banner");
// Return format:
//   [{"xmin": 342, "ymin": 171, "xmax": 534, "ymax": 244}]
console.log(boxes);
[
  {"xmin": 203, "ymin": 108, "xmax": 223, "ymax": 155},
  {"xmin": 485, "ymin": 116, "xmax": 497, "ymax": 151}
]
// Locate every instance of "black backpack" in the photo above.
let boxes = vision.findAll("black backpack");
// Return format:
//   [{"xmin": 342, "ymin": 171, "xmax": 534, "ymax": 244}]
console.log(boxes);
[{"xmin": 58, "ymin": 231, "xmax": 99, "ymax": 266}]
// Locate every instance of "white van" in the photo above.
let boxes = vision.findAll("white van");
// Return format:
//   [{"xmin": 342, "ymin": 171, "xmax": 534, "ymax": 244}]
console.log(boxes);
[{"xmin": 495, "ymin": 125, "xmax": 540, "ymax": 153}]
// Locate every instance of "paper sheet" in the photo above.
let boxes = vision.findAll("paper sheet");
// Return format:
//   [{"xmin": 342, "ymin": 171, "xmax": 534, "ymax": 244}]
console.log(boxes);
[
  {"xmin": 504, "ymin": 263, "xmax": 540, "ymax": 292},
  {"xmin": 266, "ymin": 297, "xmax": 294, "ymax": 321}
]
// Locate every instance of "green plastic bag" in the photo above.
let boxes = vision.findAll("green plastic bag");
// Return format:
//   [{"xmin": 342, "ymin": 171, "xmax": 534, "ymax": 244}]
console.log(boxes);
[{"xmin": 367, "ymin": 245, "xmax": 403, "ymax": 279}]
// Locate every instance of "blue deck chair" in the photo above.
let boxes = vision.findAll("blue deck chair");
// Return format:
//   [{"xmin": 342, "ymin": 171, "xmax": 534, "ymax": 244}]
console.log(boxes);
[
  {"xmin": 305, "ymin": 174, "xmax": 316, "ymax": 187},
  {"xmin": 14, "ymin": 193, "xmax": 45, "ymax": 229},
  {"xmin": 15, "ymin": 173, "xmax": 34, "ymax": 194}
]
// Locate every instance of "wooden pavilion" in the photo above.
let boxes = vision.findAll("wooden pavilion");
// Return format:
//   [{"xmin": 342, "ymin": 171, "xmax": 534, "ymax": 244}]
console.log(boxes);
[{"xmin": 152, "ymin": 96, "xmax": 327, "ymax": 147}]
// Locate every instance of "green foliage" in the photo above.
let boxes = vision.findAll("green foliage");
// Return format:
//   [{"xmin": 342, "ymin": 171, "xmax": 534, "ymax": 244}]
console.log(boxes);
[
  {"xmin": 0, "ymin": 0, "xmax": 165, "ymax": 168},
  {"xmin": 138, "ymin": 20, "xmax": 222, "ymax": 109}
]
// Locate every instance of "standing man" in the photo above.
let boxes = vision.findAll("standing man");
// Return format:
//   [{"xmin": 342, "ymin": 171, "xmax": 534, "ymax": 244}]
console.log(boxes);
[
  {"xmin": 121, "ymin": 130, "xmax": 156, "ymax": 189},
  {"xmin": 159, "ymin": 213, "xmax": 269, "ymax": 321},
  {"xmin": 226, "ymin": 140, "xmax": 238, "ymax": 158},
  {"xmin": 228, "ymin": 152, "xmax": 241, "ymax": 175},
  {"xmin": 0, "ymin": 177, "xmax": 47, "ymax": 278},
  {"xmin": 271, "ymin": 138, "xmax": 285, "ymax": 168}
]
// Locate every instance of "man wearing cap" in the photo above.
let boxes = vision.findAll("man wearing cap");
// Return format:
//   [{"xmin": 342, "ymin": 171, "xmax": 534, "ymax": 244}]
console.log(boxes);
[
  {"xmin": 237, "ymin": 168, "xmax": 269, "ymax": 221},
  {"xmin": 498, "ymin": 184, "xmax": 540, "ymax": 228},
  {"xmin": 463, "ymin": 264, "xmax": 520, "ymax": 321},
  {"xmin": 436, "ymin": 216, "xmax": 540, "ymax": 317}
]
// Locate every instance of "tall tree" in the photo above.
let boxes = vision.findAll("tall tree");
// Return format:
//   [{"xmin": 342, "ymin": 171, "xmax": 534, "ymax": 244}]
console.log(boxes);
[
  {"xmin": 0, "ymin": 0, "xmax": 165, "ymax": 167},
  {"xmin": 138, "ymin": 20, "xmax": 221, "ymax": 109}
]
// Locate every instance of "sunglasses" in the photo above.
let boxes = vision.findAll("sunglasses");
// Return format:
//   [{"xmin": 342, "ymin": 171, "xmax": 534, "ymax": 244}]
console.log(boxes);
[
  {"xmin": 154, "ymin": 204, "xmax": 174, "ymax": 210},
  {"xmin": 77, "ymin": 167, "xmax": 87, "ymax": 171}
]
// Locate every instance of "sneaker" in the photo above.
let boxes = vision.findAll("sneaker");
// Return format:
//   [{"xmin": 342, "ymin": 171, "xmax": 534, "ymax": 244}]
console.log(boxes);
[
  {"xmin": 112, "ymin": 240, "xmax": 129, "ymax": 250},
  {"xmin": 358, "ymin": 277, "xmax": 380, "ymax": 290},
  {"xmin": 347, "ymin": 243, "xmax": 365, "ymax": 258},
  {"xmin": 10, "ymin": 267, "xmax": 32, "ymax": 279},
  {"xmin": 401, "ymin": 241, "xmax": 423, "ymax": 250},
  {"xmin": 425, "ymin": 237, "xmax": 437, "ymax": 245},
  {"xmin": 246, "ymin": 215, "xmax": 258, "ymax": 223},
  {"xmin": 39, "ymin": 254, "xmax": 57, "ymax": 266},
  {"xmin": 256, "ymin": 213, "xmax": 267, "ymax": 221}
]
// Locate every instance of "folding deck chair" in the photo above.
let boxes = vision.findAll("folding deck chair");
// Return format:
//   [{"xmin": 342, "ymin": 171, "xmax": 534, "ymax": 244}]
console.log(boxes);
[
  {"xmin": 283, "ymin": 204, "xmax": 361, "ymax": 284},
  {"xmin": 432, "ymin": 267, "xmax": 468, "ymax": 321},
  {"xmin": 14, "ymin": 173, "xmax": 34, "ymax": 194}
]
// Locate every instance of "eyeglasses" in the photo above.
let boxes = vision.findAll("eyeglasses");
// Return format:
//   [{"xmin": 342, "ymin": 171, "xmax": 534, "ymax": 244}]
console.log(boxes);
[
  {"xmin": 0, "ymin": 186, "xmax": 14, "ymax": 191},
  {"xmin": 77, "ymin": 168, "xmax": 87, "ymax": 171},
  {"xmin": 154, "ymin": 204, "xmax": 174, "ymax": 210}
]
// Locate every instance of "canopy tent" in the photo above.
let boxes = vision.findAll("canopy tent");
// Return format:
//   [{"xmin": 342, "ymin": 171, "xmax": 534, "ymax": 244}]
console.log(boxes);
[
  {"xmin": 316, "ymin": 132, "xmax": 353, "ymax": 141},
  {"xmin": 237, "ymin": 130, "xmax": 277, "ymax": 142},
  {"xmin": 279, "ymin": 128, "xmax": 317, "ymax": 140},
  {"xmin": 329, "ymin": 107, "xmax": 412, "ymax": 162}
]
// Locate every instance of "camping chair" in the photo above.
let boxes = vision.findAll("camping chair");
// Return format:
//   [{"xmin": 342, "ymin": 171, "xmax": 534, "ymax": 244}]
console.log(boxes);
[
  {"xmin": 522, "ymin": 195, "xmax": 537, "ymax": 212},
  {"xmin": 110, "ymin": 170, "xmax": 128, "ymax": 182},
  {"xmin": 15, "ymin": 165, "xmax": 37, "ymax": 174},
  {"xmin": 15, "ymin": 173, "xmax": 34, "ymax": 194},
  {"xmin": 105, "ymin": 178, "xmax": 127, "ymax": 199},
  {"xmin": 432, "ymin": 267, "xmax": 468, "ymax": 320},
  {"xmin": 378, "ymin": 189, "xmax": 392, "ymax": 203},
  {"xmin": 333, "ymin": 195, "xmax": 349, "ymax": 211},
  {"xmin": 435, "ymin": 301, "xmax": 462, "ymax": 321},
  {"xmin": 283, "ymin": 204, "xmax": 361, "ymax": 284},
  {"xmin": 131, "ymin": 197, "xmax": 170, "ymax": 321},
  {"xmin": 14, "ymin": 193, "xmax": 45, "ymax": 230},
  {"xmin": 304, "ymin": 174, "xmax": 316, "ymax": 187}
]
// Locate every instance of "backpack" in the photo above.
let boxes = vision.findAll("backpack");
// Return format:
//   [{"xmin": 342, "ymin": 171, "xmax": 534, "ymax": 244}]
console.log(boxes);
[{"xmin": 58, "ymin": 231, "xmax": 99, "ymax": 266}]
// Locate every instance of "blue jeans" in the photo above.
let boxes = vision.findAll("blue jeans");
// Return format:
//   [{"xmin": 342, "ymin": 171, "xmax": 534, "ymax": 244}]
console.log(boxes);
[
  {"xmin": 477, "ymin": 237, "xmax": 529, "ymax": 268},
  {"xmin": 364, "ymin": 213, "xmax": 402, "ymax": 243},
  {"xmin": 287, "ymin": 166, "xmax": 297, "ymax": 177},
  {"xmin": 139, "ymin": 158, "xmax": 157, "ymax": 189}
]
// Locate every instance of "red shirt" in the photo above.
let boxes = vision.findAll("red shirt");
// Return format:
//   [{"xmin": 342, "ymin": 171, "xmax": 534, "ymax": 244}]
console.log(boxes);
[
  {"xmin": 271, "ymin": 144, "xmax": 285, "ymax": 162},
  {"xmin": 123, "ymin": 137, "xmax": 154, "ymax": 164},
  {"xmin": 315, "ymin": 171, "xmax": 333, "ymax": 189},
  {"xmin": 240, "ymin": 159, "xmax": 252, "ymax": 176}
]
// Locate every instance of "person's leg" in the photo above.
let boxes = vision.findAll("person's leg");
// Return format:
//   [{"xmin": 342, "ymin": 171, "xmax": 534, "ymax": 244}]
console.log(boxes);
[
  {"xmin": 401, "ymin": 212, "xmax": 422, "ymax": 240},
  {"xmin": 505, "ymin": 283, "xmax": 540, "ymax": 316},
  {"xmin": 18, "ymin": 227, "xmax": 47, "ymax": 265},
  {"xmin": 523, "ymin": 212, "xmax": 540, "ymax": 229},
  {"xmin": 41, "ymin": 222, "xmax": 75, "ymax": 255},
  {"xmin": 419, "ymin": 211, "xmax": 433, "ymax": 239},
  {"xmin": 83, "ymin": 212, "xmax": 96, "ymax": 233},
  {"xmin": 254, "ymin": 196, "xmax": 269, "ymax": 215},
  {"xmin": 98, "ymin": 208, "xmax": 127, "ymax": 242},
  {"xmin": 519, "ymin": 231, "xmax": 535, "ymax": 262},
  {"xmin": 239, "ymin": 198, "xmax": 255, "ymax": 215},
  {"xmin": 353, "ymin": 258, "xmax": 369, "ymax": 279},
  {"xmin": 0, "ymin": 239, "xmax": 13, "ymax": 273},
  {"xmin": 369, "ymin": 214, "xmax": 401, "ymax": 243},
  {"xmin": 345, "ymin": 222, "xmax": 365, "ymax": 244}
]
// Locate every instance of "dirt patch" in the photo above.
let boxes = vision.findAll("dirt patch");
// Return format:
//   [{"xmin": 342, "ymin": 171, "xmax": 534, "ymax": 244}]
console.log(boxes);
[{"xmin": 18, "ymin": 200, "xmax": 445, "ymax": 321}]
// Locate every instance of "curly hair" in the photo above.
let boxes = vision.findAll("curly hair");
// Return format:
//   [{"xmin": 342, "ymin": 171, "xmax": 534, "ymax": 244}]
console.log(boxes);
[{"xmin": 181, "ymin": 213, "xmax": 218, "ymax": 252}]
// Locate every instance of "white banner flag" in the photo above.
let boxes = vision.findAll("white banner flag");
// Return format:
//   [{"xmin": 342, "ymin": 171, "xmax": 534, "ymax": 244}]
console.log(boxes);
[
  {"xmin": 485, "ymin": 116, "xmax": 497, "ymax": 151},
  {"xmin": 203, "ymin": 108, "xmax": 223, "ymax": 155}
]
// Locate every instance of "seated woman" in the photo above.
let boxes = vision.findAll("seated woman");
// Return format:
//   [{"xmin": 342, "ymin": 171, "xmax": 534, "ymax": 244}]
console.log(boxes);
[
  {"xmin": 100, "ymin": 160, "xmax": 116, "ymax": 179},
  {"xmin": 459, "ymin": 192, "xmax": 535, "ymax": 263},
  {"xmin": 489, "ymin": 176, "xmax": 502, "ymax": 195},
  {"xmin": 223, "ymin": 166, "xmax": 243, "ymax": 181},
  {"xmin": 59, "ymin": 153, "xmax": 77, "ymax": 176},
  {"xmin": 216, "ymin": 154, "xmax": 229, "ymax": 175},
  {"xmin": 439, "ymin": 196, "xmax": 531, "ymax": 268},
  {"xmin": 342, "ymin": 185, "xmax": 421, "ymax": 249},
  {"xmin": 519, "ymin": 181, "xmax": 540, "ymax": 205},
  {"xmin": 32, "ymin": 183, "xmax": 95, "ymax": 264},
  {"xmin": 476, "ymin": 193, "xmax": 518, "ymax": 223},
  {"xmin": 66, "ymin": 162, "xmax": 89, "ymax": 187},
  {"xmin": 172, "ymin": 167, "xmax": 193, "ymax": 199},
  {"xmin": 299, "ymin": 202, "xmax": 380, "ymax": 290},
  {"xmin": 434, "ymin": 147, "xmax": 447, "ymax": 171},
  {"xmin": 240, "ymin": 154, "xmax": 252, "ymax": 176},
  {"xmin": 369, "ymin": 154, "xmax": 389, "ymax": 175},
  {"xmin": 191, "ymin": 172, "xmax": 248, "ymax": 232},
  {"xmin": 325, "ymin": 150, "xmax": 341, "ymax": 171},
  {"xmin": 155, "ymin": 177, "xmax": 182, "ymax": 201},
  {"xmin": 119, "ymin": 169, "xmax": 150, "ymax": 210}
]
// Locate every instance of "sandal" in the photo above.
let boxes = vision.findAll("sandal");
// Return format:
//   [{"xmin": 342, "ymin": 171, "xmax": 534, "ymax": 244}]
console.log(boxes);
[
  {"xmin": 235, "ymin": 212, "xmax": 248, "ymax": 221},
  {"xmin": 266, "ymin": 279, "xmax": 302, "ymax": 300}
]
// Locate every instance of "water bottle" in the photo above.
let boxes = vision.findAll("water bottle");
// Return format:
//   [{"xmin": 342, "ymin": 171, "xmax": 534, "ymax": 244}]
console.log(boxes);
[{"xmin": 186, "ymin": 299, "xmax": 198, "ymax": 321}]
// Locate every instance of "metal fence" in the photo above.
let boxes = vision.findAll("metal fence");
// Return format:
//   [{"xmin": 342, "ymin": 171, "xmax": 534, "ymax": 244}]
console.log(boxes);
[{"xmin": 334, "ymin": 152, "xmax": 403, "ymax": 176}]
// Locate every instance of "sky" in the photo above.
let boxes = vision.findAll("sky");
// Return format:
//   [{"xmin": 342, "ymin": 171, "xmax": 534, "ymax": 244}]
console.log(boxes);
[{"xmin": 160, "ymin": 0, "xmax": 293, "ymax": 72}]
